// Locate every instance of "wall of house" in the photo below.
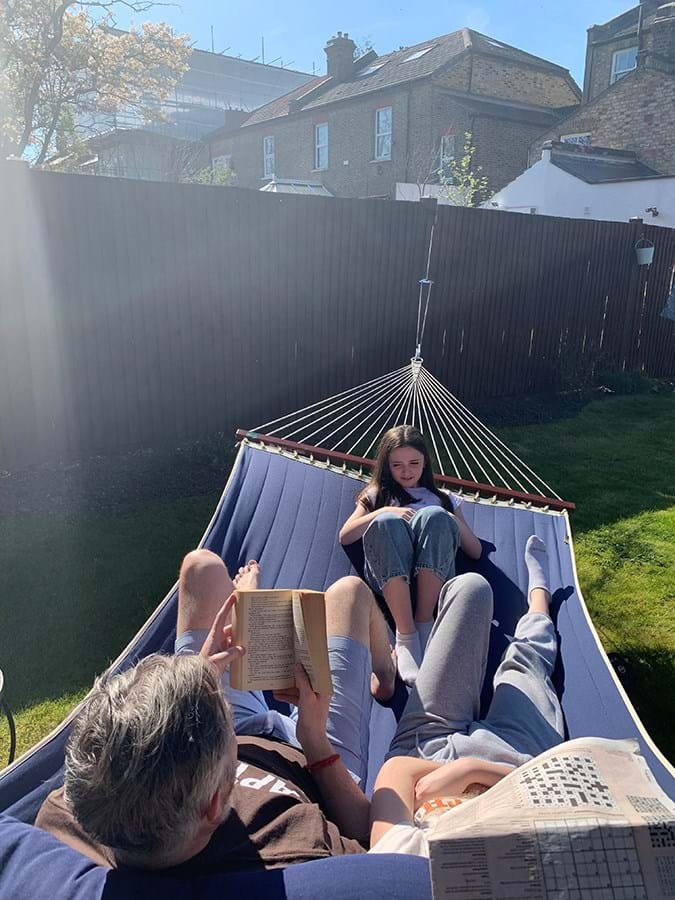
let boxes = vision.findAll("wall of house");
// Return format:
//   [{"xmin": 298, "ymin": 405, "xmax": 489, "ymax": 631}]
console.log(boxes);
[
  {"xmin": 211, "ymin": 84, "xmax": 437, "ymax": 198},
  {"xmin": 586, "ymin": 34, "xmax": 639, "ymax": 102},
  {"xmin": 485, "ymin": 150, "xmax": 675, "ymax": 228},
  {"xmin": 213, "ymin": 52, "xmax": 578, "ymax": 199},
  {"xmin": 470, "ymin": 115, "xmax": 550, "ymax": 195},
  {"xmin": 584, "ymin": 3, "xmax": 675, "ymax": 103},
  {"xmin": 531, "ymin": 68, "xmax": 675, "ymax": 175},
  {"xmin": 433, "ymin": 55, "xmax": 472, "ymax": 91},
  {"xmin": 426, "ymin": 87, "xmax": 554, "ymax": 195},
  {"xmin": 469, "ymin": 56, "xmax": 579, "ymax": 107}
]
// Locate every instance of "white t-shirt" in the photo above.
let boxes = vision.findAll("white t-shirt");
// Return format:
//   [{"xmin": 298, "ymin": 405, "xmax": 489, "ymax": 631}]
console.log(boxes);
[
  {"xmin": 365, "ymin": 486, "xmax": 462, "ymax": 512},
  {"xmin": 369, "ymin": 822, "xmax": 430, "ymax": 858}
]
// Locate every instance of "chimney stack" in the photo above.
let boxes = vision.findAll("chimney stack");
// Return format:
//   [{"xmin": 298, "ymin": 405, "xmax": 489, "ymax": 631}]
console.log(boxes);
[{"xmin": 324, "ymin": 32, "xmax": 356, "ymax": 81}]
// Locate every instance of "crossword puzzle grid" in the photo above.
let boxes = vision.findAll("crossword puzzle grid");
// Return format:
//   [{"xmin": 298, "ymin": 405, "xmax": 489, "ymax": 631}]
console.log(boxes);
[
  {"xmin": 520, "ymin": 755, "xmax": 616, "ymax": 810},
  {"xmin": 627, "ymin": 795, "xmax": 675, "ymax": 849},
  {"xmin": 535, "ymin": 818, "xmax": 647, "ymax": 900}
]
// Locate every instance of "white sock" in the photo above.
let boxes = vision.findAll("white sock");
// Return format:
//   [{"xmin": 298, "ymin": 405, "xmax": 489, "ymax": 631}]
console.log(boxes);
[
  {"xmin": 525, "ymin": 535, "xmax": 550, "ymax": 602},
  {"xmin": 416, "ymin": 620, "xmax": 434, "ymax": 655},
  {"xmin": 395, "ymin": 630, "xmax": 422, "ymax": 685}
]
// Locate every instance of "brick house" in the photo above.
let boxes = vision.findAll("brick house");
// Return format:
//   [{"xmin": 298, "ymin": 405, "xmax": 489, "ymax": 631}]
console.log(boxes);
[
  {"xmin": 208, "ymin": 30, "xmax": 580, "ymax": 199},
  {"xmin": 531, "ymin": 1, "xmax": 675, "ymax": 175}
]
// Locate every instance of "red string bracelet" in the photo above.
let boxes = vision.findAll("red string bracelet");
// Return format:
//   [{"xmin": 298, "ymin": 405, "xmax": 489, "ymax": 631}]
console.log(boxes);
[{"xmin": 307, "ymin": 753, "xmax": 340, "ymax": 773}]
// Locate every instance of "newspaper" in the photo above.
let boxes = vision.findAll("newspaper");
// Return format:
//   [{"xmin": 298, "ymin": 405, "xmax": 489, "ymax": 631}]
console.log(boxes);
[{"xmin": 427, "ymin": 738, "xmax": 675, "ymax": 900}]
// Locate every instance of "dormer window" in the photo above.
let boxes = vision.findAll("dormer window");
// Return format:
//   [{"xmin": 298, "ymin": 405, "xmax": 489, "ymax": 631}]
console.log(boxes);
[
  {"xmin": 610, "ymin": 47, "xmax": 637, "ymax": 83},
  {"xmin": 402, "ymin": 46, "xmax": 433, "ymax": 62}
]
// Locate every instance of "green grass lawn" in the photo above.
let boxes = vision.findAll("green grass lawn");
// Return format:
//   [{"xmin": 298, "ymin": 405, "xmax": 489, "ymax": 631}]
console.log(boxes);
[{"xmin": 0, "ymin": 393, "xmax": 673, "ymax": 767}]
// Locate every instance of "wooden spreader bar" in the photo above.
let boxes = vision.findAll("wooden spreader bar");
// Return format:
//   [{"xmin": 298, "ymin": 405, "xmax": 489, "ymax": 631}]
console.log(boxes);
[{"xmin": 235, "ymin": 430, "xmax": 575, "ymax": 512}]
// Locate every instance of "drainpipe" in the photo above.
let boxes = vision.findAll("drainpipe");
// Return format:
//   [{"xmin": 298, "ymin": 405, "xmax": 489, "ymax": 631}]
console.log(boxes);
[{"xmin": 405, "ymin": 86, "xmax": 412, "ymax": 183}]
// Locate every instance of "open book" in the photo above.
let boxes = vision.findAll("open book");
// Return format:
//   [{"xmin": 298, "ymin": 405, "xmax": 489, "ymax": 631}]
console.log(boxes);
[{"xmin": 229, "ymin": 589, "xmax": 333, "ymax": 695}]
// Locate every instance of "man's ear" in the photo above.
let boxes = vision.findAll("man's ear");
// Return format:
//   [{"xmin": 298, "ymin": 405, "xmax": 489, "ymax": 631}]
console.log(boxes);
[{"xmin": 205, "ymin": 787, "xmax": 223, "ymax": 824}]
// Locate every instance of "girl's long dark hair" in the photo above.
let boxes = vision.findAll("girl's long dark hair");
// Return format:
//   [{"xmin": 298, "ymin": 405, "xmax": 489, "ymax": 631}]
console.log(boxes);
[{"xmin": 358, "ymin": 425, "xmax": 453, "ymax": 512}]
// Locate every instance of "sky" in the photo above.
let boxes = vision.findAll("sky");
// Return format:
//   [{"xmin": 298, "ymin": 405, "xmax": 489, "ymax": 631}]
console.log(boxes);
[{"xmin": 115, "ymin": 0, "xmax": 636, "ymax": 85}]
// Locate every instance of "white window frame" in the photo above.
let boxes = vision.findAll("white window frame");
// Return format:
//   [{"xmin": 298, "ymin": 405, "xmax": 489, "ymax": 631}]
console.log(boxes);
[
  {"xmin": 610, "ymin": 47, "xmax": 637, "ymax": 84},
  {"xmin": 439, "ymin": 133, "xmax": 455, "ymax": 172},
  {"xmin": 374, "ymin": 107, "xmax": 392, "ymax": 161},
  {"xmin": 403, "ymin": 47, "xmax": 433, "ymax": 62},
  {"xmin": 315, "ymin": 122, "xmax": 328, "ymax": 170},
  {"xmin": 263, "ymin": 135, "xmax": 275, "ymax": 178},
  {"xmin": 561, "ymin": 133, "xmax": 591, "ymax": 146},
  {"xmin": 356, "ymin": 62, "xmax": 385, "ymax": 78}
]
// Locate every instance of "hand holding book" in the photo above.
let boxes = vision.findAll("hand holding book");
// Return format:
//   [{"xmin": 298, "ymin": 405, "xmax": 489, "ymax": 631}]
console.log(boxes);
[
  {"xmin": 229, "ymin": 589, "xmax": 333, "ymax": 694},
  {"xmin": 198, "ymin": 593, "xmax": 246, "ymax": 675}
]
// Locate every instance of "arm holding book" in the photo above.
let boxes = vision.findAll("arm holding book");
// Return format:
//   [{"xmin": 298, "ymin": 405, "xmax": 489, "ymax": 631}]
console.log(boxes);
[{"xmin": 275, "ymin": 663, "xmax": 371, "ymax": 843}]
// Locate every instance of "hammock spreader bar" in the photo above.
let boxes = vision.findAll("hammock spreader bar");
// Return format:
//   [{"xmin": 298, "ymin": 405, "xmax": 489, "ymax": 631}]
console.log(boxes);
[{"xmin": 235, "ymin": 431, "xmax": 576, "ymax": 512}]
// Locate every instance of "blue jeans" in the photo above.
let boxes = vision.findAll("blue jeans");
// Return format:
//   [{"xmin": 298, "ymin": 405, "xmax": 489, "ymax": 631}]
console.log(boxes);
[{"xmin": 362, "ymin": 506, "xmax": 460, "ymax": 593}]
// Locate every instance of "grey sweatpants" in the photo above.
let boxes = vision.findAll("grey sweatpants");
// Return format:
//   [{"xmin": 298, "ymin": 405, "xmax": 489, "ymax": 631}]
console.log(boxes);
[{"xmin": 387, "ymin": 573, "xmax": 565, "ymax": 768}]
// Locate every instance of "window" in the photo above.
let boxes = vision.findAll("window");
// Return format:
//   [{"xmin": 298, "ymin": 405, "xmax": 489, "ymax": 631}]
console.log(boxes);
[
  {"xmin": 439, "ymin": 133, "xmax": 455, "ymax": 173},
  {"xmin": 356, "ymin": 63, "xmax": 385, "ymax": 78},
  {"xmin": 263, "ymin": 136, "xmax": 275, "ymax": 178},
  {"xmin": 375, "ymin": 107, "xmax": 392, "ymax": 161},
  {"xmin": 610, "ymin": 47, "xmax": 637, "ymax": 83},
  {"xmin": 403, "ymin": 47, "xmax": 433, "ymax": 62},
  {"xmin": 561, "ymin": 133, "xmax": 591, "ymax": 146},
  {"xmin": 315, "ymin": 123, "xmax": 328, "ymax": 170}
]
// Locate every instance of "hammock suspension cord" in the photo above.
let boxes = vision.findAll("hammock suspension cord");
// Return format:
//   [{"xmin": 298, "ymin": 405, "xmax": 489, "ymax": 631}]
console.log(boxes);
[
  {"xmin": 254, "ymin": 358, "xmax": 561, "ymax": 501},
  {"xmin": 253, "ymin": 207, "xmax": 560, "ymax": 502}
]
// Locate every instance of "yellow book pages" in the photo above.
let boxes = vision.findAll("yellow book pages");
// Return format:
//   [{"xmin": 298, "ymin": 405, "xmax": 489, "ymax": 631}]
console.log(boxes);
[
  {"xmin": 230, "ymin": 590, "xmax": 295, "ymax": 691},
  {"xmin": 293, "ymin": 590, "xmax": 333, "ymax": 696}
]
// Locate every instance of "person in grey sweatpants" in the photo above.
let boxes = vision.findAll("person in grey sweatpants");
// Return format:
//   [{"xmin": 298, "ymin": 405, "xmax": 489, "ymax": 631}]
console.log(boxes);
[
  {"xmin": 369, "ymin": 535, "xmax": 565, "ymax": 853},
  {"xmin": 387, "ymin": 537, "xmax": 564, "ymax": 768}
]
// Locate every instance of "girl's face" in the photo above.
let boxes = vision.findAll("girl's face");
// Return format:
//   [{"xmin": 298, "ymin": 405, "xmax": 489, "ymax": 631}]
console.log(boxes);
[{"xmin": 388, "ymin": 445, "xmax": 425, "ymax": 489}]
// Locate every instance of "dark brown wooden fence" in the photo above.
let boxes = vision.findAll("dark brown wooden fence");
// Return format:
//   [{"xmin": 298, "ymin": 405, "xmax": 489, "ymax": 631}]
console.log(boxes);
[{"xmin": 1, "ymin": 162, "xmax": 673, "ymax": 468}]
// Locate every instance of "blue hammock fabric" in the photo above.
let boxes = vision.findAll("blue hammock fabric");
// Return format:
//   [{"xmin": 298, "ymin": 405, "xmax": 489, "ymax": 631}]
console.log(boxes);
[{"xmin": 0, "ymin": 441, "xmax": 672, "ymax": 897}]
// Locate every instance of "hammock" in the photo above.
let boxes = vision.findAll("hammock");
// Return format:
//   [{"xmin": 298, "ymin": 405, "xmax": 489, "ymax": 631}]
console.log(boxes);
[
  {"xmin": 0, "ymin": 420, "xmax": 672, "ymax": 820},
  {"xmin": 1, "ymin": 217, "xmax": 672, "ymax": 894}
]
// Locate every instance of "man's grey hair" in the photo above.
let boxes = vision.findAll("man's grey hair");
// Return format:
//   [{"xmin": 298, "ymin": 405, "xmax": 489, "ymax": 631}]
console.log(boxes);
[{"xmin": 64, "ymin": 653, "xmax": 236, "ymax": 866}]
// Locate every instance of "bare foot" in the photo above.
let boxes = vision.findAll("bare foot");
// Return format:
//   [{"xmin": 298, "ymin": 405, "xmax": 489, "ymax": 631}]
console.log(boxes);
[
  {"xmin": 371, "ymin": 647, "xmax": 397, "ymax": 703},
  {"xmin": 233, "ymin": 560, "xmax": 260, "ymax": 591}
]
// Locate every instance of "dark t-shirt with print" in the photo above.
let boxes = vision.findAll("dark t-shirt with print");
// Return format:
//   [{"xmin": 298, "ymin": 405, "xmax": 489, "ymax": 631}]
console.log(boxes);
[{"xmin": 35, "ymin": 735, "xmax": 365, "ymax": 873}]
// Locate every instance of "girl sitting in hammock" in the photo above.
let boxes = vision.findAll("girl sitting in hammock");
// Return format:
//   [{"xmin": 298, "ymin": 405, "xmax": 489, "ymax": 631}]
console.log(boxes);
[{"xmin": 339, "ymin": 425, "xmax": 481, "ymax": 685}]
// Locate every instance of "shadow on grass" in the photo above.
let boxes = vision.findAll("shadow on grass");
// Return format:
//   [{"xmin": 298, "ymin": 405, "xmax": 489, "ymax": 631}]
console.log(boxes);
[
  {"xmin": 608, "ymin": 644, "xmax": 675, "ymax": 763},
  {"xmin": 0, "ymin": 492, "xmax": 220, "ymax": 711}
]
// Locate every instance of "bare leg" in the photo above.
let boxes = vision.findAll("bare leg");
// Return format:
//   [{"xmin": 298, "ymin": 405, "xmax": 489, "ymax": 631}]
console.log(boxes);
[
  {"xmin": 177, "ymin": 549, "xmax": 234, "ymax": 636},
  {"xmin": 382, "ymin": 576, "xmax": 421, "ymax": 685},
  {"xmin": 324, "ymin": 576, "xmax": 396, "ymax": 702},
  {"xmin": 381, "ymin": 576, "xmax": 415, "ymax": 634},
  {"xmin": 529, "ymin": 587, "xmax": 551, "ymax": 617},
  {"xmin": 415, "ymin": 569, "xmax": 444, "ymax": 624},
  {"xmin": 369, "ymin": 597, "xmax": 396, "ymax": 703}
]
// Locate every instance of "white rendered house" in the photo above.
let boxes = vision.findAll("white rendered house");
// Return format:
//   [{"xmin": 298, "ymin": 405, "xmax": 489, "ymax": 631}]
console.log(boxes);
[{"xmin": 484, "ymin": 141, "xmax": 675, "ymax": 228}]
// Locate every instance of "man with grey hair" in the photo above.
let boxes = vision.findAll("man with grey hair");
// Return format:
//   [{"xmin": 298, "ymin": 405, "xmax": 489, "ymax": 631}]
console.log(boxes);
[{"xmin": 36, "ymin": 550, "xmax": 396, "ymax": 873}]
